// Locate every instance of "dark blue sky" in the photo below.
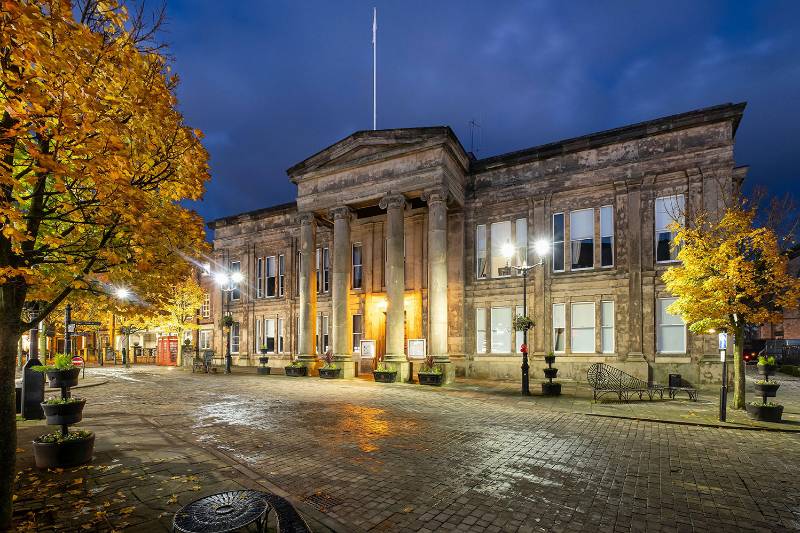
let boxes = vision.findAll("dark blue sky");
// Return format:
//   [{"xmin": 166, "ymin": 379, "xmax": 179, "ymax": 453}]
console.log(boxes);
[{"xmin": 163, "ymin": 1, "xmax": 800, "ymax": 223}]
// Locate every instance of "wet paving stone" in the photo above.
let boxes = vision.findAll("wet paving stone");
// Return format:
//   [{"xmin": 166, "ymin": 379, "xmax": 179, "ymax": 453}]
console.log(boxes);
[{"xmin": 16, "ymin": 366, "xmax": 800, "ymax": 532}]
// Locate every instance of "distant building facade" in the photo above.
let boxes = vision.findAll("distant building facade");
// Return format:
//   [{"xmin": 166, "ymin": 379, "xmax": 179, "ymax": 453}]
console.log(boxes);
[{"xmin": 208, "ymin": 103, "xmax": 747, "ymax": 384}]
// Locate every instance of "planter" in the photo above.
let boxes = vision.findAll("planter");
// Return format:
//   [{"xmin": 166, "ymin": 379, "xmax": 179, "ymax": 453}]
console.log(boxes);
[
  {"xmin": 260, "ymin": 349, "xmax": 269, "ymax": 355},
  {"xmin": 41, "ymin": 399, "xmax": 86, "ymax": 426},
  {"xmin": 754, "ymin": 382, "xmax": 780, "ymax": 397},
  {"xmin": 418, "ymin": 372, "xmax": 443, "ymax": 386},
  {"xmin": 757, "ymin": 364, "xmax": 777, "ymax": 377},
  {"xmin": 259, "ymin": 356, "xmax": 270, "ymax": 365},
  {"xmin": 256, "ymin": 367, "xmax": 271, "ymax": 375},
  {"xmin": 284, "ymin": 365, "xmax": 308, "ymax": 377},
  {"xmin": 46, "ymin": 368, "xmax": 80, "ymax": 388},
  {"xmin": 544, "ymin": 355, "xmax": 556, "ymax": 365},
  {"xmin": 541, "ymin": 382, "xmax": 562, "ymax": 396},
  {"xmin": 373, "ymin": 370, "xmax": 397, "ymax": 383},
  {"xmin": 746, "ymin": 403, "xmax": 784, "ymax": 422},
  {"xmin": 543, "ymin": 367, "xmax": 559, "ymax": 379},
  {"xmin": 319, "ymin": 367, "xmax": 341, "ymax": 379},
  {"xmin": 33, "ymin": 432, "xmax": 95, "ymax": 468}
]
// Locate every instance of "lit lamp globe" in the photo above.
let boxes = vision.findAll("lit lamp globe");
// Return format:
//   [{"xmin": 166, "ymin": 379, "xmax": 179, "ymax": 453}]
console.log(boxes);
[
  {"xmin": 501, "ymin": 242, "xmax": 515, "ymax": 261},
  {"xmin": 114, "ymin": 287, "xmax": 131, "ymax": 300},
  {"xmin": 213, "ymin": 271, "xmax": 230, "ymax": 286},
  {"xmin": 534, "ymin": 239, "xmax": 550, "ymax": 258},
  {"xmin": 230, "ymin": 271, "xmax": 244, "ymax": 284}
]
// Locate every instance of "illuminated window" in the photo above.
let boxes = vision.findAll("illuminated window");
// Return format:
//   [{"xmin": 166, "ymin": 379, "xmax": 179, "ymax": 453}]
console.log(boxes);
[{"xmin": 655, "ymin": 195, "xmax": 685, "ymax": 262}]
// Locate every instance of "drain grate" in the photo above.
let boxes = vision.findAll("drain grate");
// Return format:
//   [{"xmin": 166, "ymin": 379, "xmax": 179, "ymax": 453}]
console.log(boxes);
[{"xmin": 302, "ymin": 490, "xmax": 344, "ymax": 511}]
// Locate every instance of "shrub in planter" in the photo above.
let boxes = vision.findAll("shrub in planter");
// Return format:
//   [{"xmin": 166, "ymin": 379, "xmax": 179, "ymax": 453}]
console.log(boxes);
[
  {"xmin": 32, "ymin": 353, "xmax": 80, "ymax": 388},
  {"xmin": 746, "ymin": 401, "xmax": 784, "ymax": 423},
  {"xmin": 418, "ymin": 356, "xmax": 443, "ymax": 386},
  {"xmin": 41, "ymin": 397, "xmax": 86, "ymax": 426},
  {"xmin": 284, "ymin": 360, "xmax": 308, "ymax": 377},
  {"xmin": 33, "ymin": 430, "xmax": 95, "ymax": 468},
  {"xmin": 32, "ymin": 354, "xmax": 94, "ymax": 468},
  {"xmin": 541, "ymin": 351, "xmax": 561, "ymax": 396},
  {"xmin": 318, "ymin": 350, "xmax": 341, "ymax": 379},
  {"xmin": 373, "ymin": 361, "xmax": 397, "ymax": 383},
  {"xmin": 748, "ymin": 357, "xmax": 783, "ymax": 422}
]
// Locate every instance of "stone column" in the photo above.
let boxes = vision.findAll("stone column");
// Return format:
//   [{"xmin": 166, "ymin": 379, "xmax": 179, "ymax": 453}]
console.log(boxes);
[
  {"xmin": 297, "ymin": 212, "xmax": 317, "ymax": 364},
  {"xmin": 330, "ymin": 206, "xmax": 355, "ymax": 378},
  {"xmin": 379, "ymin": 193, "xmax": 409, "ymax": 381},
  {"xmin": 424, "ymin": 188, "xmax": 454, "ymax": 384}
]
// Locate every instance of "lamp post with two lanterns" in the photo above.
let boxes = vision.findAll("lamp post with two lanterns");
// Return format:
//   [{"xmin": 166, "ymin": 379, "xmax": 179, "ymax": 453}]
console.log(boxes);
[
  {"xmin": 502, "ymin": 239, "xmax": 551, "ymax": 396},
  {"xmin": 214, "ymin": 270, "xmax": 243, "ymax": 374}
]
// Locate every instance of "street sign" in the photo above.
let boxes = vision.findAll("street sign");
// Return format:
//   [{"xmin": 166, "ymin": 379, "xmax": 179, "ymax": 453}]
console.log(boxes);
[
  {"xmin": 71, "ymin": 321, "xmax": 102, "ymax": 326},
  {"xmin": 718, "ymin": 332, "xmax": 728, "ymax": 351}
]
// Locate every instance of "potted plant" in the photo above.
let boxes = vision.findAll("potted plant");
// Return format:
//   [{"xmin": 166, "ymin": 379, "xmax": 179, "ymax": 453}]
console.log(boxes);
[
  {"xmin": 31, "ymin": 353, "xmax": 94, "ymax": 468},
  {"xmin": 284, "ymin": 358, "xmax": 308, "ymax": 377},
  {"xmin": 373, "ymin": 356, "xmax": 397, "ymax": 383},
  {"xmin": 541, "ymin": 351, "xmax": 561, "ymax": 396},
  {"xmin": 748, "ymin": 356, "xmax": 783, "ymax": 422},
  {"xmin": 319, "ymin": 350, "xmax": 341, "ymax": 379},
  {"xmin": 259, "ymin": 344, "xmax": 269, "ymax": 355},
  {"xmin": 417, "ymin": 356, "xmax": 443, "ymax": 386},
  {"xmin": 513, "ymin": 315, "xmax": 534, "ymax": 334},
  {"xmin": 32, "ymin": 353, "xmax": 80, "ymax": 388},
  {"xmin": 257, "ymin": 354, "xmax": 270, "ymax": 375},
  {"xmin": 221, "ymin": 314, "xmax": 234, "ymax": 329},
  {"xmin": 41, "ymin": 397, "xmax": 86, "ymax": 426}
]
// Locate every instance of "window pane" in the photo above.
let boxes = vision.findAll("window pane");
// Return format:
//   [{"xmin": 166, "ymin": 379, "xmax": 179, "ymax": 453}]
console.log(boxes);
[
  {"xmin": 572, "ymin": 329, "xmax": 594, "ymax": 352},
  {"xmin": 476, "ymin": 225, "xmax": 487, "ymax": 279},
  {"xmin": 570, "ymin": 209, "xmax": 593, "ymax": 240},
  {"xmin": 601, "ymin": 206, "xmax": 613, "ymax": 267},
  {"xmin": 572, "ymin": 303, "xmax": 594, "ymax": 328},
  {"xmin": 552, "ymin": 304, "xmax": 565, "ymax": 352},
  {"xmin": 476, "ymin": 308, "xmax": 486, "ymax": 354},
  {"xmin": 655, "ymin": 195, "xmax": 685, "ymax": 231},
  {"xmin": 553, "ymin": 214, "xmax": 565, "ymax": 272},
  {"xmin": 658, "ymin": 298, "xmax": 683, "ymax": 325},
  {"xmin": 571, "ymin": 239, "xmax": 593, "ymax": 269},
  {"xmin": 515, "ymin": 218, "xmax": 527, "ymax": 267},
  {"xmin": 352, "ymin": 244, "xmax": 363, "ymax": 289},
  {"xmin": 491, "ymin": 221, "xmax": 512, "ymax": 277},
  {"xmin": 601, "ymin": 301, "xmax": 614, "ymax": 353},
  {"xmin": 490, "ymin": 307, "xmax": 512, "ymax": 353},
  {"xmin": 659, "ymin": 325, "xmax": 685, "ymax": 352}
]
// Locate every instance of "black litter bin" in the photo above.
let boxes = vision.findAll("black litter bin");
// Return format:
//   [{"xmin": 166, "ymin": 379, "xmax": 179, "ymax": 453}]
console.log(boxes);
[{"xmin": 669, "ymin": 374, "xmax": 682, "ymax": 388}]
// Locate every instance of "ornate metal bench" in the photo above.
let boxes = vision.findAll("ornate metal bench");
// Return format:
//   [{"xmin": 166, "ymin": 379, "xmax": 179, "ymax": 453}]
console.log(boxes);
[{"xmin": 587, "ymin": 363, "xmax": 697, "ymax": 402}]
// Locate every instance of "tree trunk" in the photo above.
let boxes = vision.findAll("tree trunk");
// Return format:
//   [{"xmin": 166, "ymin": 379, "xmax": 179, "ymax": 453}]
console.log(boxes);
[
  {"xmin": 732, "ymin": 324, "xmax": 746, "ymax": 410},
  {"xmin": 176, "ymin": 331, "xmax": 183, "ymax": 368},
  {"xmin": 0, "ymin": 323, "xmax": 21, "ymax": 529}
]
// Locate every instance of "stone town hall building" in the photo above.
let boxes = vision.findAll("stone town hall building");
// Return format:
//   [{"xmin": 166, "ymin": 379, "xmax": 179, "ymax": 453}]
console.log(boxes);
[{"xmin": 206, "ymin": 102, "xmax": 747, "ymax": 385}]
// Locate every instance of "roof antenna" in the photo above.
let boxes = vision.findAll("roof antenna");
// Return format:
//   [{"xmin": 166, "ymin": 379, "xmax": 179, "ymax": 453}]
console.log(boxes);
[{"xmin": 469, "ymin": 119, "xmax": 482, "ymax": 154}]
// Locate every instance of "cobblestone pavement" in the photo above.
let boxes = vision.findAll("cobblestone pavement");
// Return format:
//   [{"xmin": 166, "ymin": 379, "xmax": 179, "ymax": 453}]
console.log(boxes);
[{"xmin": 19, "ymin": 367, "xmax": 800, "ymax": 532}]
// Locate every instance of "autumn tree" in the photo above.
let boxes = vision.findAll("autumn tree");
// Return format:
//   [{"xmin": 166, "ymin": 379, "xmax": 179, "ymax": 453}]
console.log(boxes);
[
  {"xmin": 0, "ymin": 1, "xmax": 209, "ymax": 526},
  {"xmin": 156, "ymin": 276, "xmax": 204, "ymax": 367},
  {"xmin": 662, "ymin": 207, "xmax": 800, "ymax": 410}
]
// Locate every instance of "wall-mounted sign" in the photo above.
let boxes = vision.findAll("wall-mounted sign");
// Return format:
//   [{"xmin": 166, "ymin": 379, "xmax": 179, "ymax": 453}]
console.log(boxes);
[
  {"xmin": 360, "ymin": 340, "xmax": 376, "ymax": 359},
  {"xmin": 407, "ymin": 339, "xmax": 427, "ymax": 359}
]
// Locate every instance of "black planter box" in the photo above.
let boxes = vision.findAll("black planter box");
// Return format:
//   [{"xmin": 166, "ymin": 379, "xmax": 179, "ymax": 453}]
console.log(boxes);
[
  {"xmin": 541, "ymin": 382, "xmax": 562, "ymax": 396},
  {"xmin": 544, "ymin": 355, "xmax": 556, "ymax": 365},
  {"xmin": 46, "ymin": 368, "xmax": 80, "ymax": 389},
  {"xmin": 33, "ymin": 432, "xmax": 95, "ymax": 468},
  {"xmin": 754, "ymin": 382, "xmax": 780, "ymax": 397},
  {"xmin": 41, "ymin": 399, "xmax": 86, "ymax": 426},
  {"xmin": 257, "ymin": 367, "xmax": 271, "ymax": 375},
  {"xmin": 373, "ymin": 370, "xmax": 397, "ymax": 383},
  {"xmin": 543, "ymin": 368, "xmax": 558, "ymax": 379},
  {"xmin": 746, "ymin": 403, "xmax": 784, "ymax": 422},
  {"xmin": 319, "ymin": 367, "xmax": 341, "ymax": 379},
  {"xmin": 418, "ymin": 372, "xmax": 443, "ymax": 386},
  {"xmin": 259, "ymin": 356, "xmax": 270, "ymax": 365},
  {"xmin": 757, "ymin": 364, "xmax": 777, "ymax": 377},
  {"xmin": 260, "ymin": 349, "xmax": 269, "ymax": 355},
  {"xmin": 284, "ymin": 365, "xmax": 308, "ymax": 377}
]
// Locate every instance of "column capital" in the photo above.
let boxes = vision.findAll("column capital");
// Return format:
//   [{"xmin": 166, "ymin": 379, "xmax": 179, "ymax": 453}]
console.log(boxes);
[
  {"xmin": 421, "ymin": 187, "xmax": 450, "ymax": 206},
  {"xmin": 379, "ymin": 192, "xmax": 407, "ymax": 210},
  {"xmin": 297, "ymin": 212, "xmax": 316, "ymax": 225},
  {"xmin": 329, "ymin": 206, "xmax": 353, "ymax": 221}
]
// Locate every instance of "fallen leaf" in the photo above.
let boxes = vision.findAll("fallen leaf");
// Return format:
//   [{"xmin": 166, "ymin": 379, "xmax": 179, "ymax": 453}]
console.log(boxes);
[
  {"xmin": 119, "ymin": 506, "xmax": 135, "ymax": 515},
  {"xmin": 167, "ymin": 494, "xmax": 178, "ymax": 504}
]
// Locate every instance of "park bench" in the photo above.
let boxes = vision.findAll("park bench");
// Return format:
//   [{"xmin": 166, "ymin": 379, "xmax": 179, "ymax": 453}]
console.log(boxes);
[{"xmin": 587, "ymin": 363, "xmax": 697, "ymax": 402}]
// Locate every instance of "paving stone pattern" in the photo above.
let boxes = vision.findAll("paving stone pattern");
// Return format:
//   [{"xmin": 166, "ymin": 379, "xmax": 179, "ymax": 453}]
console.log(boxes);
[{"xmin": 24, "ymin": 367, "xmax": 800, "ymax": 532}]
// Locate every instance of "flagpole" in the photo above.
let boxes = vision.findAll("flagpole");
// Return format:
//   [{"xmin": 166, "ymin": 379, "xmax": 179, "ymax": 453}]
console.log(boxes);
[{"xmin": 372, "ymin": 7, "xmax": 377, "ymax": 131}]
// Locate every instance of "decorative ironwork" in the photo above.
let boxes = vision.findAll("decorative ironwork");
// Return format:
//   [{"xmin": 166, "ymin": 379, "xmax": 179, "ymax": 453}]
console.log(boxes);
[{"xmin": 587, "ymin": 363, "xmax": 695, "ymax": 402}]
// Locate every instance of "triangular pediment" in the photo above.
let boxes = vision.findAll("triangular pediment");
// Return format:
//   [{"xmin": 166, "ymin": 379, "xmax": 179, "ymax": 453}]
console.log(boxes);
[{"xmin": 287, "ymin": 127, "xmax": 466, "ymax": 180}]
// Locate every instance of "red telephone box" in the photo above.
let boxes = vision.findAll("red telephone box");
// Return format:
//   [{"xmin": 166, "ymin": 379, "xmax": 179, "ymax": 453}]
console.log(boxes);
[{"xmin": 156, "ymin": 335, "xmax": 178, "ymax": 366}]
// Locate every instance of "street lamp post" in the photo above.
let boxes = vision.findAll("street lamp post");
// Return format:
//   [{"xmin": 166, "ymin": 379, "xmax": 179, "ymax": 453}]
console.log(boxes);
[
  {"xmin": 214, "ymin": 270, "xmax": 243, "ymax": 374},
  {"xmin": 503, "ymin": 239, "xmax": 550, "ymax": 396}
]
